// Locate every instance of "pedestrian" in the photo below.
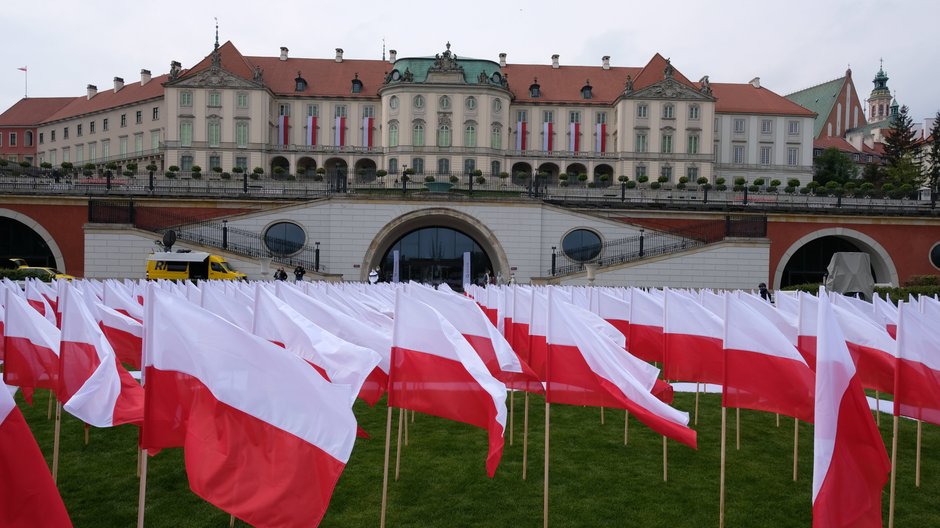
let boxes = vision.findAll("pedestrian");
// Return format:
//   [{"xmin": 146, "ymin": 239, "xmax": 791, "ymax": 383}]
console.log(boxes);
[
  {"xmin": 274, "ymin": 267, "xmax": 288, "ymax": 281},
  {"xmin": 758, "ymin": 282, "xmax": 773, "ymax": 303},
  {"xmin": 293, "ymin": 265, "xmax": 306, "ymax": 283}
]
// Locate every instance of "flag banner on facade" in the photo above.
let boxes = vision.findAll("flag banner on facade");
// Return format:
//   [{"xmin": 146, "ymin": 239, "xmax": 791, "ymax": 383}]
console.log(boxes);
[
  {"xmin": 363, "ymin": 116, "xmax": 373, "ymax": 148},
  {"xmin": 569, "ymin": 122, "xmax": 580, "ymax": 152},
  {"xmin": 542, "ymin": 122, "xmax": 552, "ymax": 151},
  {"xmin": 335, "ymin": 116, "xmax": 346, "ymax": 146},
  {"xmin": 392, "ymin": 250, "xmax": 400, "ymax": 283},
  {"xmin": 516, "ymin": 121, "xmax": 526, "ymax": 150},
  {"xmin": 596, "ymin": 123, "xmax": 606, "ymax": 152},
  {"xmin": 306, "ymin": 116, "xmax": 316, "ymax": 146},
  {"xmin": 277, "ymin": 115, "xmax": 288, "ymax": 146}
]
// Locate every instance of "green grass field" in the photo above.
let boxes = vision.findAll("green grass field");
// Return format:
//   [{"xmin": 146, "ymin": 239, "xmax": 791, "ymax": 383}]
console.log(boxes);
[{"xmin": 20, "ymin": 389, "xmax": 938, "ymax": 527}]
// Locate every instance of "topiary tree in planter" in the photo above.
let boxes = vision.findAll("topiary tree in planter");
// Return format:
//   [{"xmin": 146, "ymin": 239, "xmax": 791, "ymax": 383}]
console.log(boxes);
[
  {"xmin": 376, "ymin": 169, "xmax": 388, "ymax": 178},
  {"xmin": 618, "ymin": 175, "xmax": 629, "ymax": 183},
  {"xmin": 146, "ymin": 163, "xmax": 158, "ymax": 172},
  {"xmin": 191, "ymin": 165, "xmax": 203, "ymax": 179},
  {"xmin": 784, "ymin": 185, "xmax": 796, "ymax": 194},
  {"xmin": 599, "ymin": 174, "xmax": 610, "ymax": 185},
  {"xmin": 498, "ymin": 171, "xmax": 509, "ymax": 180},
  {"xmin": 221, "ymin": 172, "xmax": 231, "ymax": 180},
  {"xmin": 677, "ymin": 176, "xmax": 688, "ymax": 190},
  {"xmin": 770, "ymin": 179, "xmax": 782, "ymax": 188},
  {"xmin": 637, "ymin": 175, "xmax": 650, "ymax": 184},
  {"xmin": 39, "ymin": 161, "xmax": 52, "ymax": 170},
  {"xmin": 165, "ymin": 171, "xmax": 177, "ymax": 178},
  {"xmin": 577, "ymin": 172, "xmax": 588, "ymax": 184},
  {"xmin": 83, "ymin": 163, "xmax": 96, "ymax": 176},
  {"xmin": 747, "ymin": 184, "xmax": 760, "ymax": 192},
  {"xmin": 657, "ymin": 175, "xmax": 670, "ymax": 184},
  {"xmin": 106, "ymin": 162, "xmax": 119, "ymax": 173},
  {"xmin": 625, "ymin": 180, "xmax": 637, "ymax": 189},
  {"xmin": 251, "ymin": 167, "xmax": 264, "ymax": 180},
  {"xmin": 476, "ymin": 176, "xmax": 486, "ymax": 185},
  {"xmin": 559, "ymin": 173, "xmax": 569, "ymax": 182},
  {"xmin": 696, "ymin": 176, "xmax": 709, "ymax": 186},
  {"xmin": 471, "ymin": 169, "xmax": 483, "ymax": 178},
  {"xmin": 273, "ymin": 166, "xmax": 285, "ymax": 180},
  {"xmin": 650, "ymin": 181, "xmax": 662, "ymax": 189},
  {"xmin": 212, "ymin": 166, "xmax": 223, "ymax": 174},
  {"xmin": 61, "ymin": 161, "xmax": 74, "ymax": 173},
  {"xmin": 232, "ymin": 166, "xmax": 244, "ymax": 174},
  {"xmin": 125, "ymin": 163, "xmax": 138, "ymax": 173},
  {"xmin": 19, "ymin": 161, "xmax": 31, "ymax": 169},
  {"xmin": 752, "ymin": 177, "xmax": 765, "ymax": 187},
  {"xmin": 424, "ymin": 175, "xmax": 436, "ymax": 182},
  {"xmin": 787, "ymin": 178, "xmax": 801, "ymax": 188},
  {"xmin": 450, "ymin": 175, "xmax": 460, "ymax": 183}
]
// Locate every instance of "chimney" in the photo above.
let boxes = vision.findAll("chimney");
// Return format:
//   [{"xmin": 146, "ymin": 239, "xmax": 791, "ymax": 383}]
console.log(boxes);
[
  {"xmin": 335, "ymin": 48, "xmax": 344, "ymax": 63},
  {"xmin": 279, "ymin": 47, "xmax": 289, "ymax": 61},
  {"xmin": 749, "ymin": 77, "xmax": 761, "ymax": 89},
  {"xmin": 140, "ymin": 69, "xmax": 151, "ymax": 85},
  {"xmin": 602, "ymin": 56, "xmax": 610, "ymax": 70},
  {"xmin": 389, "ymin": 49, "xmax": 397, "ymax": 63},
  {"xmin": 499, "ymin": 52, "xmax": 507, "ymax": 68},
  {"xmin": 86, "ymin": 84, "xmax": 97, "ymax": 100},
  {"xmin": 113, "ymin": 76, "xmax": 124, "ymax": 92},
  {"xmin": 551, "ymin": 54, "xmax": 560, "ymax": 69}
]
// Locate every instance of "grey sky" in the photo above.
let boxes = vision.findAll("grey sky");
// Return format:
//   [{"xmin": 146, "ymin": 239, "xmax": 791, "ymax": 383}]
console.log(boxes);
[{"xmin": 3, "ymin": 0, "xmax": 937, "ymax": 126}]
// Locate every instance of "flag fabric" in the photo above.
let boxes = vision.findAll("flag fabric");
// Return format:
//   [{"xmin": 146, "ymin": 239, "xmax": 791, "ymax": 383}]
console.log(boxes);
[
  {"xmin": 663, "ymin": 289, "xmax": 724, "ymax": 384},
  {"xmin": 17, "ymin": 66, "xmax": 28, "ymax": 72},
  {"xmin": 58, "ymin": 286, "xmax": 143, "ymax": 427},
  {"xmin": 832, "ymin": 302, "xmax": 896, "ymax": 395},
  {"xmin": 0, "ymin": 386, "xmax": 74, "ymax": 527},
  {"xmin": 595, "ymin": 122, "xmax": 606, "ymax": 152},
  {"xmin": 873, "ymin": 293, "xmax": 898, "ymax": 338},
  {"xmin": 306, "ymin": 115, "xmax": 317, "ymax": 146},
  {"xmin": 335, "ymin": 116, "xmax": 346, "ymax": 146},
  {"xmin": 0, "ymin": 303, "xmax": 5, "ymax": 361},
  {"xmin": 546, "ymin": 292, "xmax": 696, "ymax": 448},
  {"xmin": 96, "ymin": 303, "xmax": 142, "ymax": 369},
  {"xmin": 516, "ymin": 120, "xmax": 526, "ymax": 150},
  {"xmin": 542, "ymin": 121, "xmax": 552, "ymax": 151},
  {"xmin": 24, "ymin": 280, "xmax": 56, "ymax": 327},
  {"xmin": 569, "ymin": 122, "xmax": 580, "ymax": 152},
  {"xmin": 390, "ymin": 292, "xmax": 507, "ymax": 477},
  {"xmin": 723, "ymin": 295, "xmax": 814, "ymax": 422},
  {"xmin": 812, "ymin": 292, "xmax": 890, "ymax": 528},
  {"xmin": 797, "ymin": 292, "xmax": 819, "ymax": 369},
  {"xmin": 2, "ymin": 291, "xmax": 61, "ymax": 399},
  {"xmin": 628, "ymin": 288, "xmax": 665, "ymax": 363},
  {"xmin": 894, "ymin": 302, "xmax": 940, "ymax": 425},
  {"xmin": 141, "ymin": 286, "xmax": 357, "ymax": 527},
  {"xmin": 277, "ymin": 115, "xmax": 289, "ymax": 146},
  {"xmin": 510, "ymin": 286, "xmax": 533, "ymax": 372},
  {"xmin": 737, "ymin": 291, "xmax": 799, "ymax": 346},
  {"xmin": 102, "ymin": 281, "xmax": 143, "ymax": 321},
  {"xmin": 363, "ymin": 116, "xmax": 373, "ymax": 147}
]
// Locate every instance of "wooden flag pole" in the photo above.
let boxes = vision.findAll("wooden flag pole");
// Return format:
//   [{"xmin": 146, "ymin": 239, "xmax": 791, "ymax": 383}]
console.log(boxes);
[
  {"xmin": 662, "ymin": 436, "xmax": 668, "ymax": 482},
  {"xmin": 404, "ymin": 406, "xmax": 409, "ymax": 447},
  {"xmin": 888, "ymin": 414, "xmax": 899, "ymax": 528},
  {"xmin": 137, "ymin": 449, "xmax": 149, "ymax": 528},
  {"xmin": 47, "ymin": 389, "xmax": 54, "ymax": 420},
  {"xmin": 776, "ymin": 413, "xmax": 780, "ymax": 428},
  {"xmin": 735, "ymin": 408, "xmax": 741, "ymax": 451},
  {"xmin": 543, "ymin": 401, "xmax": 551, "ymax": 528},
  {"xmin": 624, "ymin": 410, "xmax": 629, "ymax": 445},
  {"xmin": 694, "ymin": 383, "xmax": 700, "ymax": 426},
  {"xmin": 380, "ymin": 407, "xmax": 394, "ymax": 528},
  {"xmin": 875, "ymin": 391, "xmax": 881, "ymax": 426},
  {"xmin": 522, "ymin": 392, "xmax": 529, "ymax": 480},
  {"xmin": 719, "ymin": 407, "xmax": 727, "ymax": 528},
  {"xmin": 600, "ymin": 406, "xmax": 605, "ymax": 425},
  {"xmin": 84, "ymin": 423, "xmax": 90, "ymax": 445},
  {"xmin": 229, "ymin": 514, "xmax": 236, "ymax": 527},
  {"xmin": 916, "ymin": 420, "xmax": 922, "ymax": 487},
  {"xmin": 395, "ymin": 408, "xmax": 404, "ymax": 481},
  {"xmin": 411, "ymin": 409, "xmax": 415, "ymax": 423},
  {"xmin": 137, "ymin": 448, "xmax": 142, "ymax": 478},
  {"xmin": 509, "ymin": 390, "xmax": 515, "ymax": 446},
  {"xmin": 792, "ymin": 418, "xmax": 799, "ymax": 482},
  {"xmin": 52, "ymin": 401, "xmax": 62, "ymax": 483}
]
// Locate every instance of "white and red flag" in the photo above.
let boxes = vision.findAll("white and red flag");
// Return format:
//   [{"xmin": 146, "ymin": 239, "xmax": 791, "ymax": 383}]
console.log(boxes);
[
  {"xmin": 335, "ymin": 116, "xmax": 346, "ymax": 146},
  {"xmin": 277, "ymin": 115, "xmax": 289, "ymax": 145},
  {"xmin": 2, "ymin": 291, "xmax": 60, "ymax": 402},
  {"xmin": 141, "ymin": 286, "xmax": 357, "ymax": 527},
  {"xmin": 723, "ymin": 295, "xmax": 814, "ymax": 422},
  {"xmin": 391, "ymin": 292, "xmax": 507, "ymax": 477},
  {"xmin": 832, "ymin": 302, "xmax": 897, "ymax": 395},
  {"xmin": 546, "ymin": 292, "xmax": 696, "ymax": 448},
  {"xmin": 96, "ymin": 303, "xmax": 143, "ymax": 369},
  {"xmin": 873, "ymin": 293, "xmax": 897, "ymax": 338},
  {"xmin": 812, "ymin": 291, "xmax": 889, "ymax": 527},
  {"xmin": 542, "ymin": 121, "xmax": 553, "ymax": 151},
  {"xmin": 102, "ymin": 280, "xmax": 143, "ymax": 321},
  {"xmin": 58, "ymin": 286, "xmax": 143, "ymax": 427},
  {"xmin": 363, "ymin": 116, "xmax": 374, "ymax": 147},
  {"xmin": 516, "ymin": 120, "xmax": 526, "ymax": 150},
  {"xmin": 0, "ymin": 386, "xmax": 73, "ymax": 527},
  {"xmin": 24, "ymin": 280, "xmax": 56, "ymax": 327},
  {"xmin": 663, "ymin": 289, "xmax": 724, "ymax": 384},
  {"xmin": 306, "ymin": 115, "xmax": 317, "ymax": 146},
  {"xmin": 894, "ymin": 302, "xmax": 940, "ymax": 425},
  {"xmin": 595, "ymin": 122, "xmax": 606, "ymax": 152},
  {"xmin": 568, "ymin": 122, "xmax": 580, "ymax": 152}
]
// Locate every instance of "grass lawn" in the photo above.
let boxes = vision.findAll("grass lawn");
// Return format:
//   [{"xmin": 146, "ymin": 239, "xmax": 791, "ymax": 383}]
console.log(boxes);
[{"xmin": 19, "ymin": 389, "xmax": 938, "ymax": 527}]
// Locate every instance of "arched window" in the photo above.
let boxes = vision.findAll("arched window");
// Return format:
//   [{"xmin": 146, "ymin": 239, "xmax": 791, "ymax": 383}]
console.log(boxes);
[
  {"xmin": 464, "ymin": 123, "xmax": 477, "ymax": 148},
  {"xmin": 413, "ymin": 122, "xmax": 425, "ymax": 146},
  {"xmin": 491, "ymin": 123, "xmax": 502, "ymax": 150},
  {"xmin": 388, "ymin": 122, "xmax": 399, "ymax": 147},
  {"xmin": 437, "ymin": 124, "xmax": 451, "ymax": 147}
]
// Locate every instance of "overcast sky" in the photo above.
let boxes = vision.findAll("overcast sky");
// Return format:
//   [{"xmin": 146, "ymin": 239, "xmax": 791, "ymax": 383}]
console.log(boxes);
[{"xmin": 3, "ymin": 0, "xmax": 937, "ymax": 126}]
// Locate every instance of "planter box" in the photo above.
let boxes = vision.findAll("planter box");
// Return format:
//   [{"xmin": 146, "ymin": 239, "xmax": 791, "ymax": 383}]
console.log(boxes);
[{"xmin": 424, "ymin": 182, "xmax": 453, "ymax": 193}]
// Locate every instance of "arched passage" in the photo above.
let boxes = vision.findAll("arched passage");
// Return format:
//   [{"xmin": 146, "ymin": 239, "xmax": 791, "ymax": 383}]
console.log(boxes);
[
  {"xmin": 270, "ymin": 156, "xmax": 290, "ymax": 178},
  {"xmin": 537, "ymin": 162, "xmax": 559, "ymax": 185},
  {"xmin": 511, "ymin": 162, "xmax": 532, "ymax": 186},
  {"xmin": 325, "ymin": 157, "xmax": 349, "ymax": 192},
  {"xmin": 354, "ymin": 158, "xmax": 378, "ymax": 183},
  {"xmin": 297, "ymin": 157, "xmax": 317, "ymax": 178},
  {"xmin": 774, "ymin": 228, "xmax": 898, "ymax": 288},
  {"xmin": 0, "ymin": 209, "xmax": 66, "ymax": 272},
  {"xmin": 594, "ymin": 163, "xmax": 614, "ymax": 187}
]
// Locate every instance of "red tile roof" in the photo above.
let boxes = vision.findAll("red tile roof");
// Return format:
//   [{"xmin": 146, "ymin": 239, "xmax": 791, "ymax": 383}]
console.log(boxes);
[
  {"xmin": 42, "ymin": 75, "xmax": 170, "ymax": 124},
  {"xmin": 814, "ymin": 136, "xmax": 860, "ymax": 153},
  {"xmin": 0, "ymin": 97, "xmax": 75, "ymax": 126},
  {"xmin": 631, "ymin": 53, "xmax": 695, "ymax": 91},
  {"xmin": 709, "ymin": 83, "xmax": 815, "ymax": 116},
  {"xmin": 502, "ymin": 64, "xmax": 641, "ymax": 105}
]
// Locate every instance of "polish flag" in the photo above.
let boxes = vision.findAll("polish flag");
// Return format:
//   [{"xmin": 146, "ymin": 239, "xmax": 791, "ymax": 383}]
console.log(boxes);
[
  {"xmin": 201, "ymin": 284, "xmax": 253, "ymax": 330},
  {"xmin": 102, "ymin": 281, "xmax": 143, "ymax": 321},
  {"xmin": 277, "ymin": 115, "xmax": 289, "ymax": 146},
  {"xmin": 0, "ymin": 387, "xmax": 73, "ymax": 527},
  {"xmin": 797, "ymin": 292, "xmax": 819, "ymax": 369},
  {"xmin": 723, "ymin": 295, "xmax": 814, "ymax": 422},
  {"xmin": 58, "ymin": 286, "xmax": 143, "ymax": 427},
  {"xmin": 408, "ymin": 284, "xmax": 542, "ymax": 393},
  {"xmin": 335, "ymin": 116, "xmax": 346, "ymax": 146},
  {"xmin": 391, "ymin": 292, "xmax": 507, "ymax": 477},
  {"xmin": 2, "ymin": 291, "xmax": 60, "ymax": 399},
  {"xmin": 511, "ymin": 286, "xmax": 533, "ymax": 372},
  {"xmin": 528, "ymin": 289, "xmax": 549, "ymax": 380},
  {"xmin": 832, "ymin": 302, "xmax": 897, "ymax": 395},
  {"xmin": 516, "ymin": 120, "xmax": 526, "ymax": 150},
  {"xmin": 628, "ymin": 288, "xmax": 665, "ymax": 363},
  {"xmin": 736, "ymin": 291, "xmax": 799, "ymax": 346},
  {"xmin": 275, "ymin": 283, "xmax": 389, "ymax": 405},
  {"xmin": 569, "ymin": 122, "xmax": 580, "ymax": 152},
  {"xmin": 141, "ymin": 286, "xmax": 357, "ymax": 527},
  {"xmin": 546, "ymin": 292, "xmax": 696, "ymax": 448},
  {"xmin": 25, "ymin": 280, "xmax": 56, "ymax": 327},
  {"xmin": 872, "ymin": 293, "xmax": 897, "ymax": 338},
  {"xmin": 306, "ymin": 115, "xmax": 317, "ymax": 146},
  {"xmin": 663, "ymin": 289, "xmax": 724, "ymax": 384},
  {"xmin": 363, "ymin": 116, "xmax": 374, "ymax": 147},
  {"xmin": 894, "ymin": 303, "xmax": 940, "ymax": 425},
  {"xmin": 596, "ymin": 122, "xmax": 606, "ymax": 152},
  {"xmin": 502, "ymin": 285, "xmax": 514, "ymax": 344},
  {"xmin": 252, "ymin": 287, "xmax": 381, "ymax": 404},
  {"xmin": 812, "ymin": 292, "xmax": 889, "ymax": 527},
  {"xmin": 0, "ymin": 303, "xmax": 5, "ymax": 361},
  {"xmin": 96, "ymin": 304, "xmax": 142, "ymax": 369},
  {"xmin": 543, "ymin": 121, "xmax": 553, "ymax": 151},
  {"xmin": 597, "ymin": 289, "xmax": 630, "ymax": 347}
]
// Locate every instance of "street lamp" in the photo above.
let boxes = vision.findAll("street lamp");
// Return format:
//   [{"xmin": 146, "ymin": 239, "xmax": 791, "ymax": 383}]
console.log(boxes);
[
  {"xmin": 314, "ymin": 241, "xmax": 320, "ymax": 272},
  {"xmin": 401, "ymin": 164, "xmax": 408, "ymax": 195},
  {"xmin": 551, "ymin": 246, "xmax": 557, "ymax": 276},
  {"xmin": 222, "ymin": 220, "xmax": 228, "ymax": 250},
  {"xmin": 638, "ymin": 229, "xmax": 645, "ymax": 258}
]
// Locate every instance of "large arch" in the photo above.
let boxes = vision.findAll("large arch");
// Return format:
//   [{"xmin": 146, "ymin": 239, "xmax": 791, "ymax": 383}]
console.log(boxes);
[
  {"xmin": 296, "ymin": 156, "xmax": 317, "ymax": 178},
  {"xmin": 270, "ymin": 156, "xmax": 290, "ymax": 177},
  {"xmin": 594, "ymin": 163, "xmax": 614, "ymax": 187},
  {"xmin": 773, "ymin": 227, "xmax": 898, "ymax": 289},
  {"xmin": 361, "ymin": 207, "xmax": 510, "ymax": 282},
  {"xmin": 511, "ymin": 162, "xmax": 532, "ymax": 186},
  {"xmin": 0, "ymin": 208, "xmax": 67, "ymax": 272},
  {"xmin": 354, "ymin": 158, "xmax": 378, "ymax": 183},
  {"xmin": 537, "ymin": 162, "xmax": 560, "ymax": 186}
]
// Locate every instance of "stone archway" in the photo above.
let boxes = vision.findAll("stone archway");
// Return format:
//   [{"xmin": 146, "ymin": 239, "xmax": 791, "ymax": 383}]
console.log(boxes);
[
  {"xmin": 773, "ymin": 227, "xmax": 898, "ymax": 289},
  {"xmin": 297, "ymin": 156, "xmax": 317, "ymax": 178},
  {"xmin": 0, "ymin": 208, "xmax": 67, "ymax": 272},
  {"xmin": 270, "ymin": 156, "xmax": 290, "ymax": 179},
  {"xmin": 511, "ymin": 162, "xmax": 532, "ymax": 186},
  {"xmin": 354, "ymin": 158, "xmax": 378, "ymax": 183},
  {"xmin": 594, "ymin": 163, "xmax": 614, "ymax": 187},
  {"xmin": 361, "ymin": 207, "xmax": 510, "ymax": 282}
]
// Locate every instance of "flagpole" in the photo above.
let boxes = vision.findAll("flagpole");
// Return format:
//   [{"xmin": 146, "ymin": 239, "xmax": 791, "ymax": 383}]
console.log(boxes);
[
  {"xmin": 380, "ymin": 406, "xmax": 393, "ymax": 528},
  {"xmin": 719, "ymin": 407, "xmax": 727, "ymax": 528},
  {"xmin": 52, "ymin": 401, "xmax": 62, "ymax": 482},
  {"xmin": 543, "ymin": 401, "xmax": 550, "ymax": 528},
  {"xmin": 522, "ymin": 392, "xmax": 529, "ymax": 480},
  {"xmin": 735, "ymin": 408, "xmax": 741, "ymax": 451},
  {"xmin": 888, "ymin": 414, "xmax": 899, "ymax": 528},
  {"xmin": 624, "ymin": 410, "xmax": 629, "ymax": 445},
  {"xmin": 229, "ymin": 514, "xmax": 236, "ymax": 527},
  {"xmin": 48, "ymin": 389, "xmax": 54, "ymax": 419},
  {"xmin": 395, "ymin": 407, "xmax": 404, "ymax": 481},
  {"xmin": 915, "ymin": 419, "xmax": 922, "ymax": 487},
  {"xmin": 792, "ymin": 418, "xmax": 799, "ymax": 481},
  {"xmin": 509, "ymin": 390, "xmax": 514, "ymax": 446},
  {"xmin": 776, "ymin": 413, "xmax": 780, "ymax": 428},
  {"xmin": 84, "ymin": 423, "xmax": 90, "ymax": 445},
  {"xmin": 600, "ymin": 406, "xmax": 605, "ymax": 425},
  {"xmin": 137, "ymin": 449, "xmax": 149, "ymax": 528},
  {"xmin": 694, "ymin": 383, "xmax": 700, "ymax": 425},
  {"xmin": 662, "ymin": 436, "xmax": 668, "ymax": 482},
  {"xmin": 875, "ymin": 391, "xmax": 881, "ymax": 426},
  {"xmin": 404, "ymin": 406, "xmax": 409, "ymax": 447}
]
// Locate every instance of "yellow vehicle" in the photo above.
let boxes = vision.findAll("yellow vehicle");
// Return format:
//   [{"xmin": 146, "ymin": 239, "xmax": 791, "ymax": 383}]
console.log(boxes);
[
  {"xmin": 20, "ymin": 266, "xmax": 75, "ymax": 280},
  {"xmin": 146, "ymin": 251, "xmax": 247, "ymax": 281}
]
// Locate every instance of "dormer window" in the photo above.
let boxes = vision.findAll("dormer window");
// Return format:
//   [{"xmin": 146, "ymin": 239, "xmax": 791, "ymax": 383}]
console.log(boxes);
[
  {"xmin": 351, "ymin": 73, "xmax": 363, "ymax": 94},
  {"xmin": 294, "ymin": 72, "xmax": 307, "ymax": 92},
  {"xmin": 529, "ymin": 78, "xmax": 541, "ymax": 98},
  {"xmin": 581, "ymin": 81, "xmax": 593, "ymax": 100}
]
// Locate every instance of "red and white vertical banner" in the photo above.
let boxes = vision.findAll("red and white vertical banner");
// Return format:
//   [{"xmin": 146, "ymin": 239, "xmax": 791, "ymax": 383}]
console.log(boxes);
[
  {"xmin": 596, "ymin": 123, "xmax": 606, "ymax": 152},
  {"xmin": 569, "ymin": 122, "xmax": 580, "ymax": 152},
  {"xmin": 306, "ymin": 116, "xmax": 317, "ymax": 146},
  {"xmin": 362, "ymin": 116, "xmax": 373, "ymax": 147},
  {"xmin": 335, "ymin": 116, "xmax": 346, "ymax": 146},
  {"xmin": 542, "ymin": 121, "xmax": 552, "ymax": 151},
  {"xmin": 516, "ymin": 121, "xmax": 526, "ymax": 150},
  {"xmin": 277, "ymin": 115, "xmax": 289, "ymax": 146}
]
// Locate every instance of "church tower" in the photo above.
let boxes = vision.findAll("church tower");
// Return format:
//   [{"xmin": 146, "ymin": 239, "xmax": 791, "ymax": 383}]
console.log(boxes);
[{"xmin": 868, "ymin": 60, "xmax": 892, "ymax": 122}]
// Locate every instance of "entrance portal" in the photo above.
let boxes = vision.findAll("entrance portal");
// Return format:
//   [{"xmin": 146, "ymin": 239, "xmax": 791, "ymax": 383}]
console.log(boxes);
[{"xmin": 379, "ymin": 226, "xmax": 493, "ymax": 290}]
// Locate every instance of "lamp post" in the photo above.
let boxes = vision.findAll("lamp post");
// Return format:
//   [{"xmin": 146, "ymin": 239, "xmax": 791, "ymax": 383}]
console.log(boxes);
[
  {"xmin": 638, "ymin": 229, "xmax": 645, "ymax": 258},
  {"xmin": 243, "ymin": 170, "xmax": 248, "ymax": 193},
  {"xmin": 551, "ymin": 246, "xmax": 557, "ymax": 276},
  {"xmin": 314, "ymin": 241, "xmax": 320, "ymax": 272},
  {"xmin": 222, "ymin": 220, "xmax": 228, "ymax": 250},
  {"xmin": 401, "ymin": 164, "xmax": 408, "ymax": 195},
  {"xmin": 148, "ymin": 168, "xmax": 155, "ymax": 192}
]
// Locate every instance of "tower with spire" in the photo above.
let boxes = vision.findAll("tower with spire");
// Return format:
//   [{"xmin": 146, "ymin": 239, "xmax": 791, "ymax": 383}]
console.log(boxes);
[{"xmin": 868, "ymin": 60, "xmax": 892, "ymax": 122}]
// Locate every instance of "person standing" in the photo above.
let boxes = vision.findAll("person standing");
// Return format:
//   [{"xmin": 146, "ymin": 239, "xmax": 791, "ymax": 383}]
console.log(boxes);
[
  {"xmin": 274, "ymin": 267, "xmax": 288, "ymax": 281},
  {"xmin": 294, "ymin": 265, "xmax": 306, "ymax": 283}
]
